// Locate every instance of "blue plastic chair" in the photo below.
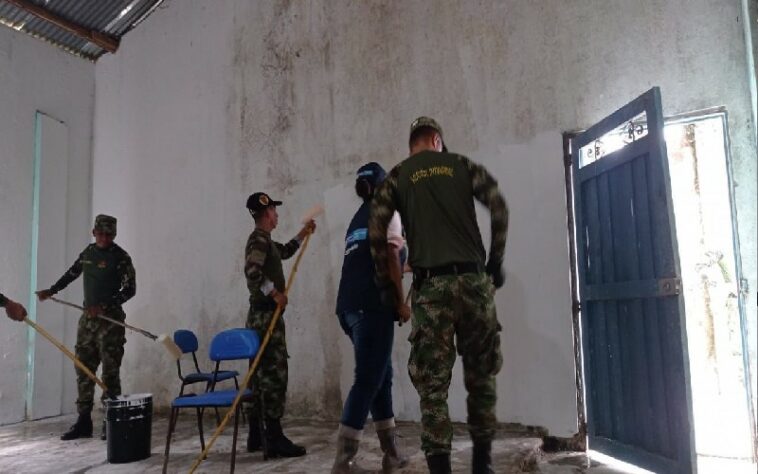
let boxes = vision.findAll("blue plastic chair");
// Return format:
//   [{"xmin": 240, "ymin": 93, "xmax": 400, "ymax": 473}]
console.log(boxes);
[
  {"xmin": 174, "ymin": 329, "xmax": 240, "ymax": 395},
  {"xmin": 163, "ymin": 328, "xmax": 261, "ymax": 474}
]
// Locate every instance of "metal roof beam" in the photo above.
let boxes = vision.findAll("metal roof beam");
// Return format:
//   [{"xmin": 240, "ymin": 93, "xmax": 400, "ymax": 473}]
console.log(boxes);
[{"xmin": 5, "ymin": 0, "xmax": 119, "ymax": 53}]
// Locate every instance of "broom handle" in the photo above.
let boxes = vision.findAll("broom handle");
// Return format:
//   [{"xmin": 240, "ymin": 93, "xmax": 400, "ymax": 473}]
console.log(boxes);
[
  {"xmin": 50, "ymin": 297, "xmax": 158, "ymax": 340},
  {"xmin": 24, "ymin": 317, "xmax": 111, "ymax": 396},
  {"xmin": 189, "ymin": 232, "xmax": 312, "ymax": 474}
]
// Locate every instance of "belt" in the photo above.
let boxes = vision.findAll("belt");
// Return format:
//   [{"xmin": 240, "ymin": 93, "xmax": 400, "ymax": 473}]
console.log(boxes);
[{"xmin": 413, "ymin": 262, "xmax": 483, "ymax": 280}]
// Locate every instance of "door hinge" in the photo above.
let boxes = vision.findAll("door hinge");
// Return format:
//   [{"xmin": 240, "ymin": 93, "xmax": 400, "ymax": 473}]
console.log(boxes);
[
  {"xmin": 658, "ymin": 277, "xmax": 682, "ymax": 296},
  {"xmin": 564, "ymin": 152, "xmax": 573, "ymax": 167}
]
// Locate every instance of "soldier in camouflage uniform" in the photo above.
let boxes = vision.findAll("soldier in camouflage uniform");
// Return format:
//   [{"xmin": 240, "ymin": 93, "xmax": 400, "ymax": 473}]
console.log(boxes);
[
  {"xmin": 369, "ymin": 117, "xmax": 508, "ymax": 474},
  {"xmin": 36, "ymin": 214, "xmax": 136, "ymax": 441},
  {"xmin": 243, "ymin": 192, "xmax": 316, "ymax": 458},
  {"xmin": 0, "ymin": 292, "xmax": 27, "ymax": 321}
]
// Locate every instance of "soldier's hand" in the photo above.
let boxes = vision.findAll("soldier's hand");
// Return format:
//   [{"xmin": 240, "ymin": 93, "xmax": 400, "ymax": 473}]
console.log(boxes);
[
  {"xmin": 35, "ymin": 289, "xmax": 53, "ymax": 301},
  {"xmin": 396, "ymin": 303, "xmax": 411, "ymax": 324},
  {"xmin": 85, "ymin": 305, "xmax": 103, "ymax": 318},
  {"xmin": 271, "ymin": 290, "xmax": 288, "ymax": 309},
  {"xmin": 304, "ymin": 219, "xmax": 317, "ymax": 234},
  {"xmin": 5, "ymin": 300, "xmax": 27, "ymax": 321}
]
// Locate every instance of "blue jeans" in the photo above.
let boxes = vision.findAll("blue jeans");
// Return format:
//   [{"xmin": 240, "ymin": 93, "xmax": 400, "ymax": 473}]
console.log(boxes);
[{"xmin": 338, "ymin": 309, "xmax": 395, "ymax": 430}]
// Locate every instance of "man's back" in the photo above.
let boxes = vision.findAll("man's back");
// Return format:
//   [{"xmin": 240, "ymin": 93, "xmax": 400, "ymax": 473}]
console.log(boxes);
[{"xmin": 393, "ymin": 150, "xmax": 486, "ymax": 268}]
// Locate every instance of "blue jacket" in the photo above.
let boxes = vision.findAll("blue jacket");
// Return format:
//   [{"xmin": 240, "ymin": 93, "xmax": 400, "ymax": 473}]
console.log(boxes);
[{"xmin": 336, "ymin": 201, "xmax": 384, "ymax": 315}]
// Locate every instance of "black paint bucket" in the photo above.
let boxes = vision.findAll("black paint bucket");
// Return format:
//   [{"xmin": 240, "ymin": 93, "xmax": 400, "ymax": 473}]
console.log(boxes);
[{"xmin": 105, "ymin": 393, "xmax": 153, "ymax": 463}]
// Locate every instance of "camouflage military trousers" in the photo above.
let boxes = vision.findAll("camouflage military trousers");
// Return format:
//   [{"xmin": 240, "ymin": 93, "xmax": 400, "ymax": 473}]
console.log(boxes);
[
  {"xmin": 74, "ymin": 306, "xmax": 126, "ymax": 415},
  {"xmin": 245, "ymin": 307, "xmax": 289, "ymax": 420},
  {"xmin": 409, "ymin": 272, "xmax": 503, "ymax": 455}
]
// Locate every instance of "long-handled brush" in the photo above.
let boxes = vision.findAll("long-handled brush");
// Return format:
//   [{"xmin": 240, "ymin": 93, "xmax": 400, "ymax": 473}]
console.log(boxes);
[
  {"xmin": 188, "ymin": 205, "xmax": 322, "ymax": 473},
  {"xmin": 48, "ymin": 297, "xmax": 182, "ymax": 360},
  {"xmin": 24, "ymin": 316, "xmax": 116, "ymax": 400}
]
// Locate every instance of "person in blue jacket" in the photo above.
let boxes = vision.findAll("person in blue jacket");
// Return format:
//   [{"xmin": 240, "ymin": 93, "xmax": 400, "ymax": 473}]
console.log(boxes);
[{"xmin": 331, "ymin": 162, "xmax": 410, "ymax": 473}]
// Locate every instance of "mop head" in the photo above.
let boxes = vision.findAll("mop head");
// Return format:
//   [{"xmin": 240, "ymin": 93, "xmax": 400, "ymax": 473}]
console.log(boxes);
[
  {"xmin": 157, "ymin": 334, "xmax": 183, "ymax": 360},
  {"xmin": 301, "ymin": 204, "xmax": 324, "ymax": 224}
]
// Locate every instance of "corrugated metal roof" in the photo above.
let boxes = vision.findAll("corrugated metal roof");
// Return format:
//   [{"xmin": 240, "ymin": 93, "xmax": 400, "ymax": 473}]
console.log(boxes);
[{"xmin": 0, "ymin": 0, "xmax": 165, "ymax": 60}]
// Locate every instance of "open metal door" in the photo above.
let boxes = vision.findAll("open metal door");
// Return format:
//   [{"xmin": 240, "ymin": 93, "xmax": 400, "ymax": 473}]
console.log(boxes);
[{"xmin": 572, "ymin": 87, "xmax": 696, "ymax": 473}]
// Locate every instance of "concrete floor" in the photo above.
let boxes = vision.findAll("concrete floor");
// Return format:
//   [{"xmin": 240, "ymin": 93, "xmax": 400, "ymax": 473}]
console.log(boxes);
[{"xmin": 0, "ymin": 413, "xmax": 635, "ymax": 473}]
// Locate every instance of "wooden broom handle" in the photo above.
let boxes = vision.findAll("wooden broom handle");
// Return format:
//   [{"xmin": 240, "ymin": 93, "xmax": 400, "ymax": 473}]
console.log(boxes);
[
  {"xmin": 24, "ymin": 317, "xmax": 111, "ymax": 396},
  {"xmin": 189, "ymin": 232, "xmax": 312, "ymax": 473},
  {"xmin": 50, "ymin": 296, "xmax": 158, "ymax": 340}
]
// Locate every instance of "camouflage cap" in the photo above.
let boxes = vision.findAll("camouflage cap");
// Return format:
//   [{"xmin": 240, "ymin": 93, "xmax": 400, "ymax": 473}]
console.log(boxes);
[
  {"xmin": 410, "ymin": 116, "xmax": 447, "ymax": 152},
  {"xmin": 94, "ymin": 214, "xmax": 117, "ymax": 235}
]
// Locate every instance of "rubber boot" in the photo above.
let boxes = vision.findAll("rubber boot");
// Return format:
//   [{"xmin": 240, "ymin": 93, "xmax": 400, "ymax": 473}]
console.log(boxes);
[
  {"xmin": 425, "ymin": 453, "xmax": 452, "ymax": 474},
  {"xmin": 330, "ymin": 435, "xmax": 370, "ymax": 473},
  {"xmin": 246, "ymin": 417, "xmax": 263, "ymax": 452},
  {"xmin": 472, "ymin": 440, "xmax": 494, "ymax": 474},
  {"xmin": 377, "ymin": 427, "xmax": 409, "ymax": 472},
  {"xmin": 61, "ymin": 413, "xmax": 93, "ymax": 441},
  {"xmin": 264, "ymin": 418, "xmax": 306, "ymax": 458}
]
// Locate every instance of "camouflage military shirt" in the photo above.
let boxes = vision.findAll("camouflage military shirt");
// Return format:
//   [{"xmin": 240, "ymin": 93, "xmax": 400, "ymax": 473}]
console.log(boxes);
[
  {"xmin": 370, "ymin": 150, "xmax": 508, "ymax": 283},
  {"xmin": 244, "ymin": 228, "xmax": 301, "ymax": 305},
  {"xmin": 49, "ymin": 243, "xmax": 136, "ymax": 308}
]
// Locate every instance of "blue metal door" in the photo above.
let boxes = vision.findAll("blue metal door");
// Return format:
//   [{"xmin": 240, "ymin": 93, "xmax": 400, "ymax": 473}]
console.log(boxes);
[{"xmin": 572, "ymin": 88, "xmax": 696, "ymax": 473}]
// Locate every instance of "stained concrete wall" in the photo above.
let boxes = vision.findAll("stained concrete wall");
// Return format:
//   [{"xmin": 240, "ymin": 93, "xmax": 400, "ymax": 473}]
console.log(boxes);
[
  {"xmin": 93, "ymin": 0, "xmax": 756, "ymax": 437},
  {"xmin": 0, "ymin": 27, "xmax": 94, "ymax": 424}
]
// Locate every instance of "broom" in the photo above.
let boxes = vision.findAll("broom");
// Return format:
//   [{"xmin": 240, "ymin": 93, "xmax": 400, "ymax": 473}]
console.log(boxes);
[
  {"xmin": 24, "ymin": 316, "xmax": 115, "ymax": 399},
  {"xmin": 188, "ymin": 205, "xmax": 322, "ymax": 473},
  {"xmin": 48, "ymin": 297, "xmax": 182, "ymax": 360}
]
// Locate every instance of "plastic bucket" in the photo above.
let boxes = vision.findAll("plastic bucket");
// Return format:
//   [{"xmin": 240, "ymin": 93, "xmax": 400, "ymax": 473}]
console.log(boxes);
[{"xmin": 105, "ymin": 393, "xmax": 153, "ymax": 463}]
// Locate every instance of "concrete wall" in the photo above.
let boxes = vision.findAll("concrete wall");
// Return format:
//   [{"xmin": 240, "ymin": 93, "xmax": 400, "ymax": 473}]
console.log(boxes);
[
  {"xmin": 93, "ymin": 0, "xmax": 756, "ymax": 438},
  {"xmin": 0, "ymin": 28, "xmax": 94, "ymax": 424}
]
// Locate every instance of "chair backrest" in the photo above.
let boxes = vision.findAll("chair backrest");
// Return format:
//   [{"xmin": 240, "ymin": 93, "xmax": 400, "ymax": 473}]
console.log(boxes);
[
  {"xmin": 209, "ymin": 328, "xmax": 260, "ymax": 361},
  {"xmin": 174, "ymin": 329, "xmax": 199, "ymax": 354}
]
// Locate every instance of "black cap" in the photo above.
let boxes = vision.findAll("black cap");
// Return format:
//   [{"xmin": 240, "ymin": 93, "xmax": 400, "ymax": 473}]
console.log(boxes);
[
  {"xmin": 356, "ymin": 162, "xmax": 387, "ymax": 187},
  {"xmin": 246, "ymin": 192, "xmax": 283, "ymax": 215}
]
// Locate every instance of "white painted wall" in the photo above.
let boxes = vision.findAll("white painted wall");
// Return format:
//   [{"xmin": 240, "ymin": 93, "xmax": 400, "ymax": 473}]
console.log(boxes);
[
  {"xmin": 93, "ymin": 0, "xmax": 756, "ymax": 438},
  {"xmin": 0, "ymin": 27, "xmax": 94, "ymax": 424}
]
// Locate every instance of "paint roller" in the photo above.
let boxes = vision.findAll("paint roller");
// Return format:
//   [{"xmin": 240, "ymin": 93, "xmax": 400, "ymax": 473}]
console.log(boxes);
[
  {"xmin": 301, "ymin": 203, "xmax": 325, "ymax": 224},
  {"xmin": 24, "ymin": 316, "xmax": 116, "ymax": 400},
  {"xmin": 188, "ymin": 204, "xmax": 321, "ymax": 473},
  {"xmin": 48, "ymin": 297, "xmax": 182, "ymax": 360}
]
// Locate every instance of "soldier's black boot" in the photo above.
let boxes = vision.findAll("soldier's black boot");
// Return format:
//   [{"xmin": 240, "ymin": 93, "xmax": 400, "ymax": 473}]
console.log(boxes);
[
  {"xmin": 472, "ymin": 440, "xmax": 494, "ymax": 474},
  {"xmin": 246, "ymin": 417, "xmax": 263, "ymax": 452},
  {"xmin": 61, "ymin": 413, "xmax": 93, "ymax": 441},
  {"xmin": 425, "ymin": 453, "xmax": 452, "ymax": 474},
  {"xmin": 264, "ymin": 418, "xmax": 306, "ymax": 458}
]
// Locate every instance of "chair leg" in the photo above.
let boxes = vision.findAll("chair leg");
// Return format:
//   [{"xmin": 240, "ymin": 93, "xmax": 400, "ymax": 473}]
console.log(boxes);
[
  {"xmin": 162, "ymin": 408, "xmax": 179, "ymax": 474},
  {"xmin": 260, "ymin": 394, "xmax": 268, "ymax": 461},
  {"xmin": 214, "ymin": 407, "xmax": 222, "ymax": 426},
  {"xmin": 231, "ymin": 405, "xmax": 240, "ymax": 474},
  {"xmin": 196, "ymin": 407, "xmax": 205, "ymax": 453}
]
